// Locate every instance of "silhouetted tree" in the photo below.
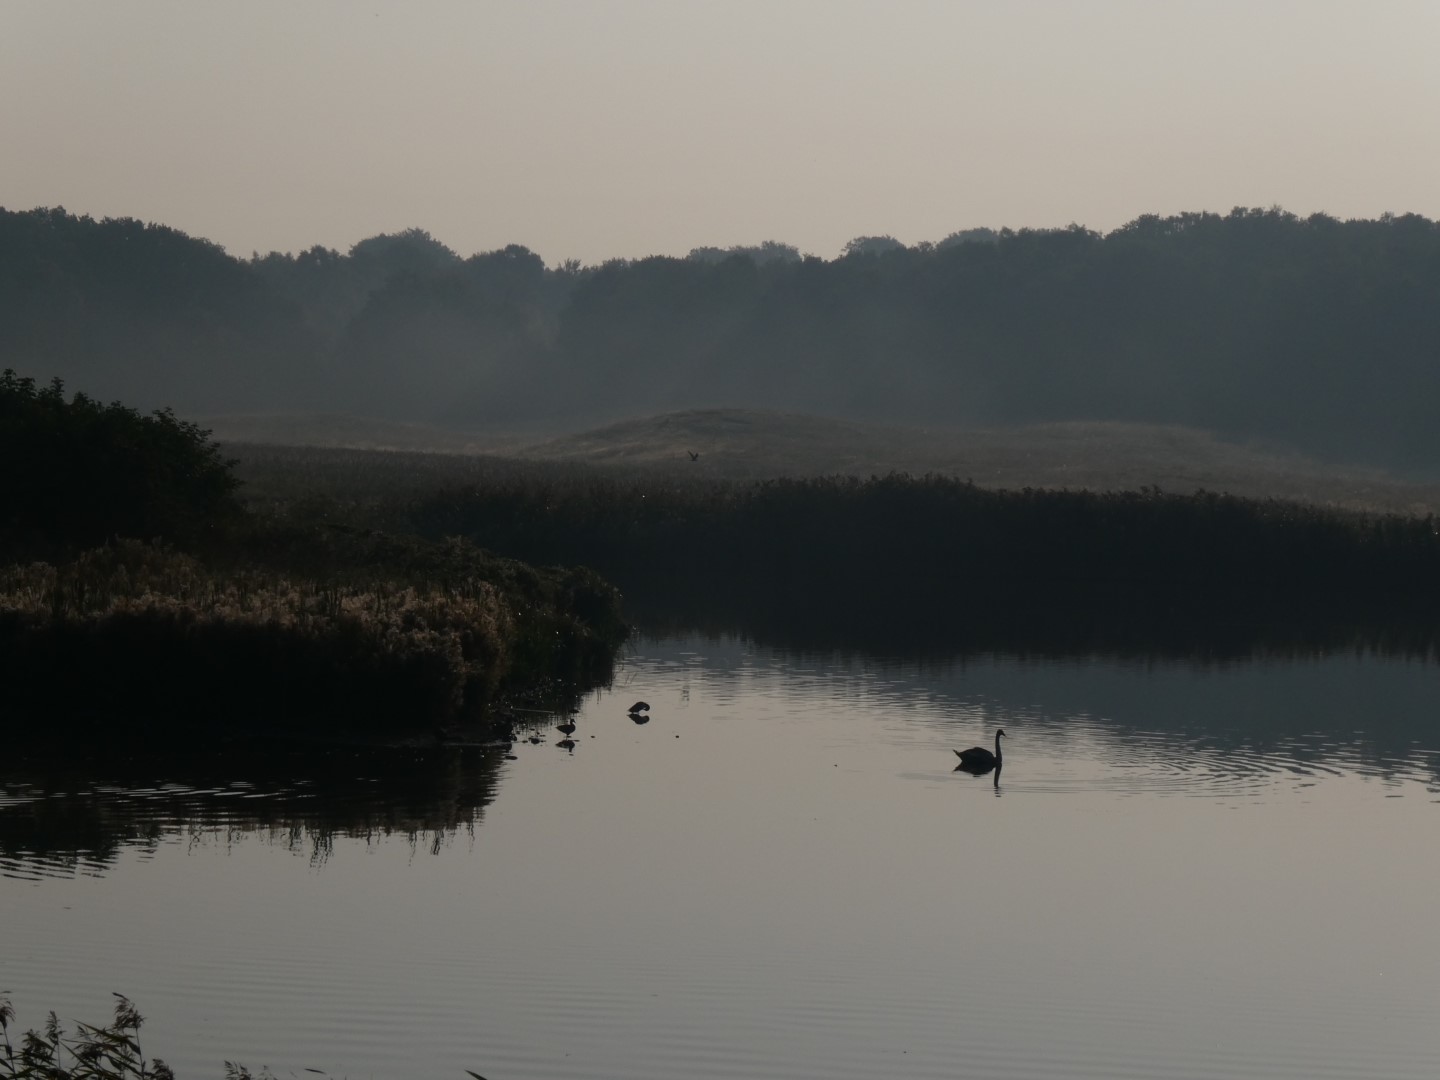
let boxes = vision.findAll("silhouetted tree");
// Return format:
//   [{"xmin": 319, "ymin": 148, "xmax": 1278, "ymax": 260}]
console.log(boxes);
[
  {"xmin": 937, "ymin": 227, "xmax": 999, "ymax": 247},
  {"xmin": 0, "ymin": 370, "xmax": 241, "ymax": 554},
  {"xmin": 841, "ymin": 234, "xmax": 906, "ymax": 257}
]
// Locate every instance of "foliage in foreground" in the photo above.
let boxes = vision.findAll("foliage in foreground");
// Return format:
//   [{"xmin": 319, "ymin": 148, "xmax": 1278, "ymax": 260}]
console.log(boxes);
[
  {"xmin": 0, "ymin": 993, "xmax": 491, "ymax": 1080},
  {"xmin": 0, "ymin": 992, "xmax": 172, "ymax": 1080}
]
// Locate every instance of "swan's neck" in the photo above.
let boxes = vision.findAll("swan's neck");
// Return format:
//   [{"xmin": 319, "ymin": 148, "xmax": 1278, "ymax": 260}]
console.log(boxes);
[{"xmin": 994, "ymin": 733, "xmax": 1004, "ymax": 759}]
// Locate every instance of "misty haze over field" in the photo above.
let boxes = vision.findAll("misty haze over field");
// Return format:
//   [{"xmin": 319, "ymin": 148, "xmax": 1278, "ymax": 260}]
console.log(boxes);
[
  {"xmin": 6, "ymin": 3, "xmax": 1439, "ymax": 482},
  {"xmin": 4, "ymin": 205, "xmax": 1440, "ymax": 477}
]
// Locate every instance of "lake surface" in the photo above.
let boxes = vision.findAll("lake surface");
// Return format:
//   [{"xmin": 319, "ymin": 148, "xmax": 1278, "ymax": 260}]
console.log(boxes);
[{"xmin": 5, "ymin": 637, "xmax": 1440, "ymax": 1080}]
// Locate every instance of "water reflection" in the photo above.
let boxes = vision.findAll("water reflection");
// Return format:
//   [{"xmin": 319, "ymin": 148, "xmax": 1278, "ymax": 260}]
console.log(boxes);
[
  {"xmin": 953, "ymin": 760, "xmax": 1004, "ymax": 795},
  {"xmin": 0, "ymin": 740, "xmax": 506, "ymax": 881},
  {"xmin": 640, "ymin": 635, "xmax": 1440, "ymax": 793},
  {"xmin": 5, "ymin": 638, "xmax": 1440, "ymax": 883},
  {"xmin": 6, "ymin": 636, "xmax": 1440, "ymax": 1080},
  {"xmin": 628, "ymin": 588, "xmax": 1440, "ymax": 666}
]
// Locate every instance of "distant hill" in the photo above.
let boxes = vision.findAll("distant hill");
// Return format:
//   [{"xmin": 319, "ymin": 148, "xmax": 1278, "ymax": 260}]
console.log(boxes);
[
  {"xmin": 200, "ymin": 411, "xmax": 526, "ymax": 455},
  {"xmin": 520, "ymin": 410, "xmax": 1440, "ymax": 513},
  {"xmin": 216, "ymin": 408, "xmax": 1440, "ymax": 516}
]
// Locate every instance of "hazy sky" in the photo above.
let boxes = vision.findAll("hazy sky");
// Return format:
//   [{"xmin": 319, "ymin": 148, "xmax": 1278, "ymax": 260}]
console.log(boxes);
[{"xmin": 3, "ymin": 0, "xmax": 1437, "ymax": 265}]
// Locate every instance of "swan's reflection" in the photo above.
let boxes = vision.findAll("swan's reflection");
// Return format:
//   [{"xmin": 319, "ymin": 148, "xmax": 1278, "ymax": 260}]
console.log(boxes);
[{"xmin": 953, "ymin": 758, "xmax": 1003, "ymax": 796}]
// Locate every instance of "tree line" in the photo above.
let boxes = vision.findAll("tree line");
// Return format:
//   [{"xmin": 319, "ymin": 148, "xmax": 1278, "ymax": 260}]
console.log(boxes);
[{"xmin": 4, "ymin": 206, "xmax": 1440, "ymax": 470}]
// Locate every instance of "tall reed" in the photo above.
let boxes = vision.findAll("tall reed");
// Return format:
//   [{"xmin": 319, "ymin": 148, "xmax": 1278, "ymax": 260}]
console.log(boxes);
[{"xmin": 1, "ymin": 539, "xmax": 622, "ymax": 737}]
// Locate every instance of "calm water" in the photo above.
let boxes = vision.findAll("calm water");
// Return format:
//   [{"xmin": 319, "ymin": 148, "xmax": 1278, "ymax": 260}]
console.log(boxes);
[{"xmin": 5, "ymin": 637, "xmax": 1440, "ymax": 1079}]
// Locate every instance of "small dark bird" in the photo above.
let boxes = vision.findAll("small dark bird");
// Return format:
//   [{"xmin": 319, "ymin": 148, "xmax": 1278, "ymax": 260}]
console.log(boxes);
[
  {"xmin": 627, "ymin": 701, "xmax": 650, "ymax": 714},
  {"xmin": 954, "ymin": 728, "xmax": 1006, "ymax": 772},
  {"xmin": 688, "ymin": 450, "xmax": 700, "ymax": 461},
  {"xmin": 557, "ymin": 720, "xmax": 577, "ymax": 736}
]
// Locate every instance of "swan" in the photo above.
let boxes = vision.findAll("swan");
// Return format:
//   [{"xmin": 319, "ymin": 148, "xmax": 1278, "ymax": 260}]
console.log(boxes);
[{"xmin": 954, "ymin": 728, "xmax": 1005, "ymax": 770}]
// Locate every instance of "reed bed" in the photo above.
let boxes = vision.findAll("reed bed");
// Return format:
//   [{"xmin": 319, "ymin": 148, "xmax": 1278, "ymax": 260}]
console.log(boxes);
[
  {"xmin": 1, "ymin": 993, "xmax": 173, "ymax": 1080},
  {"xmin": 224, "ymin": 440, "xmax": 1440, "ymax": 655},
  {"xmin": 0, "ymin": 540, "xmax": 622, "ymax": 737},
  {"xmin": 402, "ymin": 472, "xmax": 1440, "ymax": 655},
  {"xmin": 1, "ymin": 991, "xmax": 488, "ymax": 1080}
]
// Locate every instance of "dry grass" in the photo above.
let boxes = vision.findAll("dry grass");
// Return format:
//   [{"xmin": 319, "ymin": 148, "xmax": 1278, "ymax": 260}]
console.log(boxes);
[
  {"xmin": 0, "ymin": 542, "xmax": 528, "ymax": 733},
  {"xmin": 519, "ymin": 410, "xmax": 1440, "ymax": 514},
  {"xmin": 216, "ymin": 409, "xmax": 1440, "ymax": 517},
  {"xmin": 2, "ymin": 543, "xmax": 510, "ymax": 652},
  {"xmin": 198, "ymin": 410, "xmax": 532, "ymax": 455}
]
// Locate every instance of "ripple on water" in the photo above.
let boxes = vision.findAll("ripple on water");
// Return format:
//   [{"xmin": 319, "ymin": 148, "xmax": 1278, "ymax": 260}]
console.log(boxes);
[{"xmin": 953, "ymin": 719, "xmax": 1433, "ymax": 799}]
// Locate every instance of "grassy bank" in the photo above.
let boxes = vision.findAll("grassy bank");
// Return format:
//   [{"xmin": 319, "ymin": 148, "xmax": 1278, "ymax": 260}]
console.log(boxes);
[
  {"xmin": 1, "ymin": 372, "xmax": 629, "ymax": 741},
  {"xmin": 210, "ymin": 434, "xmax": 1440, "ymax": 656},
  {"xmin": 226, "ymin": 445, "xmax": 1440, "ymax": 619},
  {"xmin": 0, "ymin": 537, "xmax": 624, "ymax": 739},
  {"xmin": 219, "ymin": 437, "xmax": 1440, "ymax": 657}
]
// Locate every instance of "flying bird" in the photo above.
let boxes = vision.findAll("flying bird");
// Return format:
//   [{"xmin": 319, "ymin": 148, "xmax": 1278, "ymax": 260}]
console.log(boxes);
[
  {"xmin": 688, "ymin": 450, "xmax": 700, "ymax": 461},
  {"xmin": 627, "ymin": 701, "xmax": 650, "ymax": 714}
]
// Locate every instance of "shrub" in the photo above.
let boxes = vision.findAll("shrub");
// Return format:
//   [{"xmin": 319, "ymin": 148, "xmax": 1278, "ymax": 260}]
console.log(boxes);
[{"xmin": 0, "ymin": 370, "xmax": 241, "ymax": 555}]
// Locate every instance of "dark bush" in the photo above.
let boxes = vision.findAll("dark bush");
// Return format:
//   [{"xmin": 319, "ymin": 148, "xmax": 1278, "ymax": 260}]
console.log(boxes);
[{"xmin": 1, "ymin": 369, "xmax": 241, "ymax": 555}]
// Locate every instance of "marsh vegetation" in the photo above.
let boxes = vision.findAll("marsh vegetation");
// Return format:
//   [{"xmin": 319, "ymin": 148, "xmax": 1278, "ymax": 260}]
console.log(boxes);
[
  {"xmin": 220, "ymin": 436, "xmax": 1440, "ymax": 658},
  {"xmin": 0, "ymin": 372, "xmax": 626, "ymax": 741},
  {"xmin": 1, "ymin": 992, "xmax": 175, "ymax": 1080},
  {"xmin": 10, "ymin": 358, "xmax": 1440, "ymax": 747}
]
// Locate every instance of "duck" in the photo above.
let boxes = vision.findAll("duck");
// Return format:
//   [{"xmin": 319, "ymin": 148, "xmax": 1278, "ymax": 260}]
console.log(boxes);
[{"xmin": 954, "ymin": 728, "xmax": 1006, "ymax": 771}]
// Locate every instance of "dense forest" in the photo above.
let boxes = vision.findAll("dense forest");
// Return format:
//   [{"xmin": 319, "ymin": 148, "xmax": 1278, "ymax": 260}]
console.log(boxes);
[{"xmin": 3, "ymin": 206, "xmax": 1440, "ymax": 471}]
